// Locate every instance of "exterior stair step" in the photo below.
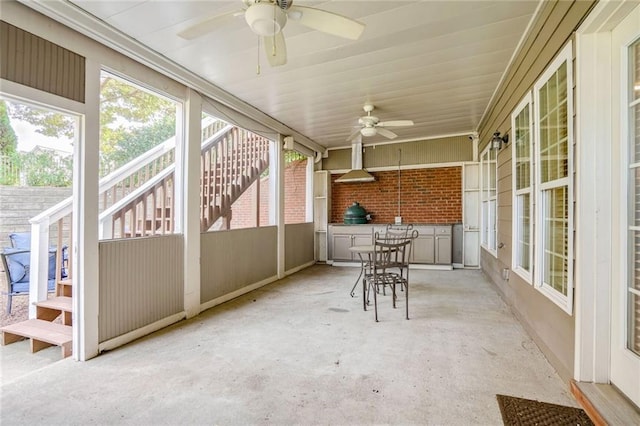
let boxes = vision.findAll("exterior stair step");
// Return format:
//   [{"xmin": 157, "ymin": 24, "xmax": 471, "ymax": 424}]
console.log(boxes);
[
  {"xmin": 57, "ymin": 279, "xmax": 72, "ymax": 297},
  {"xmin": 36, "ymin": 296, "xmax": 72, "ymax": 325},
  {"xmin": 1, "ymin": 319, "xmax": 72, "ymax": 358}
]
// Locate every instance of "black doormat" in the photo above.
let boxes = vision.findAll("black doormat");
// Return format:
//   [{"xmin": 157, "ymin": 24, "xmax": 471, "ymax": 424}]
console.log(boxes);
[{"xmin": 496, "ymin": 394, "xmax": 594, "ymax": 426}]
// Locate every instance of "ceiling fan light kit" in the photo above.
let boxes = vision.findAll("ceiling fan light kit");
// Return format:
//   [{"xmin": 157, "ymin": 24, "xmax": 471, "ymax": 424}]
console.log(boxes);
[
  {"xmin": 245, "ymin": 3, "xmax": 287, "ymax": 36},
  {"xmin": 360, "ymin": 127, "xmax": 377, "ymax": 137}
]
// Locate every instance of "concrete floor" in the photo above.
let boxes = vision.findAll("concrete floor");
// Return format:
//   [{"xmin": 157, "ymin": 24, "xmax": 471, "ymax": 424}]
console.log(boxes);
[{"xmin": 0, "ymin": 265, "xmax": 579, "ymax": 425}]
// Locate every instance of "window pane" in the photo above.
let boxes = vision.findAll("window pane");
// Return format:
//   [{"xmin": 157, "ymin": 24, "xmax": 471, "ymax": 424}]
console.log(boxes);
[
  {"xmin": 543, "ymin": 187, "xmax": 568, "ymax": 295},
  {"xmin": 630, "ymin": 229, "xmax": 640, "ymax": 352},
  {"xmin": 489, "ymin": 148, "xmax": 496, "ymax": 197},
  {"xmin": 629, "ymin": 228, "xmax": 640, "ymax": 356},
  {"xmin": 633, "ymin": 105, "xmax": 640, "ymax": 164},
  {"xmin": 516, "ymin": 193, "xmax": 531, "ymax": 271},
  {"xmin": 632, "ymin": 40, "xmax": 640, "ymax": 103},
  {"xmin": 98, "ymin": 71, "xmax": 178, "ymax": 239},
  {"xmin": 632, "ymin": 166, "xmax": 640, "ymax": 227},
  {"xmin": 629, "ymin": 39, "xmax": 640, "ymax": 355},
  {"xmin": 489, "ymin": 199, "xmax": 496, "ymax": 251},
  {"xmin": 629, "ymin": 290, "xmax": 640, "ymax": 356},
  {"xmin": 515, "ymin": 105, "xmax": 531, "ymax": 190},
  {"xmin": 539, "ymin": 62, "xmax": 568, "ymax": 184}
]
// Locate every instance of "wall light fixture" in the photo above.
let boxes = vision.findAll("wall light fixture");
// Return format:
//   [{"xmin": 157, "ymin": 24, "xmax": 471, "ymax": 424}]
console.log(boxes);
[{"xmin": 491, "ymin": 131, "xmax": 509, "ymax": 150}]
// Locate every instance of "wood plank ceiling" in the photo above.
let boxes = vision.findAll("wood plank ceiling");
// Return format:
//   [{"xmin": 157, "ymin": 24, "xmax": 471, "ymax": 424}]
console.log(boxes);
[{"xmin": 65, "ymin": 0, "xmax": 540, "ymax": 149}]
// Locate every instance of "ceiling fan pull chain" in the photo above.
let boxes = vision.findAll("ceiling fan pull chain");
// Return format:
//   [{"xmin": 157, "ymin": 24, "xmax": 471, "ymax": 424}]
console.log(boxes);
[{"xmin": 256, "ymin": 36, "xmax": 261, "ymax": 75}]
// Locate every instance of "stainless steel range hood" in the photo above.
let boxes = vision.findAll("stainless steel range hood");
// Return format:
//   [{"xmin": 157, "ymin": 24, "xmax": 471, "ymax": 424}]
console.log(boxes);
[{"xmin": 335, "ymin": 140, "xmax": 375, "ymax": 183}]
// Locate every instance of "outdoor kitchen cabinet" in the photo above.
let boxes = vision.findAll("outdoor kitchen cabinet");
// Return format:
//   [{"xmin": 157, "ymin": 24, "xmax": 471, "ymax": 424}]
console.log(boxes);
[
  {"xmin": 328, "ymin": 225, "xmax": 372, "ymax": 261},
  {"xmin": 328, "ymin": 224, "xmax": 452, "ymax": 265},
  {"xmin": 411, "ymin": 227, "xmax": 435, "ymax": 264},
  {"xmin": 410, "ymin": 225, "xmax": 452, "ymax": 265},
  {"xmin": 434, "ymin": 225, "xmax": 452, "ymax": 264}
]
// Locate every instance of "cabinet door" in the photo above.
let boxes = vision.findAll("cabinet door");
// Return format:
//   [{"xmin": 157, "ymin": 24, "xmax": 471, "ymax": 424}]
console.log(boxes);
[
  {"xmin": 352, "ymin": 233, "xmax": 372, "ymax": 248},
  {"xmin": 412, "ymin": 235, "xmax": 435, "ymax": 264},
  {"xmin": 435, "ymin": 235, "xmax": 452, "ymax": 264},
  {"xmin": 332, "ymin": 234, "xmax": 353, "ymax": 261}
]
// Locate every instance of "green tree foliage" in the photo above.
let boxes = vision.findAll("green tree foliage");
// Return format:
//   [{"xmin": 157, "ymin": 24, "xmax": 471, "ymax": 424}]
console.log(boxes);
[
  {"xmin": 102, "ymin": 114, "xmax": 175, "ymax": 175},
  {"xmin": 98, "ymin": 74, "xmax": 175, "ymax": 174},
  {"xmin": 0, "ymin": 100, "xmax": 18, "ymax": 155},
  {"xmin": 21, "ymin": 149, "xmax": 72, "ymax": 187},
  {"xmin": 7, "ymin": 73, "xmax": 176, "ymax": 178},
  {"xmin": 8, "ymin": 103, "xmax": 74, "ymax": 139}
]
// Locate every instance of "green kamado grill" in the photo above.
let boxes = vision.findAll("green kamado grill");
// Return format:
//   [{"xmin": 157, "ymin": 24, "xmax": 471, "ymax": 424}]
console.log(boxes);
[{"xmin": 343, "ymin": 202, "xmax": 369, "ymax": 224}]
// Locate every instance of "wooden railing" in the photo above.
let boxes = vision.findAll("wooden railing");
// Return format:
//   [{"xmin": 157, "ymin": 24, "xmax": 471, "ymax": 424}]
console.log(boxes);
[
  {"xmin": 100, "ymin": 124, "xmax": 271, "ymax": 237},
  {"xmin": 200, "ymin": 127, "xmax": 271, "ymax": 231},
  {"xmin": 100, "ymin": 167, "xmax": 174, "ymax": 239}
]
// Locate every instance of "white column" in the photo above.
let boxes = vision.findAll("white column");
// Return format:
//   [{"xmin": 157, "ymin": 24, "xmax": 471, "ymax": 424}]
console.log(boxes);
[
  {"xmin": 273, "ymin": 135, "xmax": 285, "ymax": 278},
  {"xmin": 74, "ymin": 59, "xmax": 101, "ymax": 361},
  {"xmin": 28, "ymin": 220, "xmax": 49, "ymax": 318},
  {"xmin": 305, "ymin": 157, "xmax": 314, "ymax": 223},
  {"xmin": 181, "ymin": 89, "xmax": 202, "ymax": 318}
]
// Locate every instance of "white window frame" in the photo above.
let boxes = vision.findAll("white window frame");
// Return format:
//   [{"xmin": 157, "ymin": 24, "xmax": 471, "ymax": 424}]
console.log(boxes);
[
  {"xmin": 481, "ymin": 145, "xmax": 497, "ymax": 256},
  {"xmin": 533, "ymin": 42, "xmax": 574, "ymax": 314},
  {"xmin": 511, "ymin": 92, "xmax": 534, "ymax": 283}
]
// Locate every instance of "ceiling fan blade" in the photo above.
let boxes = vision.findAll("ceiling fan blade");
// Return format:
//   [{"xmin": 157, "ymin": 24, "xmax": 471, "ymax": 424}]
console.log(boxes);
[
  {"xmin": 376, "ymin": 128, "xmax": 398, "ymax": 139},
  {"xmin": 263, "ymin": 32, "xmax": 287, "ymax": 67},
  {"xmin": 289, "ymin": 6, "xmax": 365, "ymax": 40},
  {"xmin": 378, "ymin": 120, "xmax": 414, "ymax": 127},
  {"xmin": 346, "ymin": 128, "xmax": 361, "ymax": 142},
  {"xmin": 178, "ymin": 10, "xmax": 244, "ymax": 40}
]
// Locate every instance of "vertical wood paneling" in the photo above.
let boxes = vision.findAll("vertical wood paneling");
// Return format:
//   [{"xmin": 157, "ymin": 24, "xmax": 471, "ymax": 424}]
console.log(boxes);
[
  {"xmin": 285, "ymin": 223, "xmax": 314, "ymax": 271},
  {"xmin": 0, "ymin": 20, "xmax": 85, "ymax": 103},
  {"xmin": 323, "ymin": 135, "xmax": 473, "ymax": 171},
  {"xmin": 200, "ymin": 227, "xmax": 277, "ymax": 303},
  {"xmin": 98, "ymin": 235, "xmax": 184, "ymax": 342}
]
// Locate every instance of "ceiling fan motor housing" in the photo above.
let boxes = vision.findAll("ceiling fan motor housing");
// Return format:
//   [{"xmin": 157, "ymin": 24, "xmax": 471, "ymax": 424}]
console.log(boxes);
[
  {"xmin": 360, "ymin": 127, "xmax": 377, "ymax": 137},
  {"xmin": 245, "ymin": 3, "xmax": 287, "ymax": 36}
]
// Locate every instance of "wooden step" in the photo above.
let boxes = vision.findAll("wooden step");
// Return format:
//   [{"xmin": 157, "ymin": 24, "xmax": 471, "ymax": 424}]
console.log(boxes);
[
  {"xmin": 57, "ymin": 279, "xmax": 73, "ymax": 297},
  {"xmin": 36, "ymin": 296, "xmax": 72, "ymax": 325},
  {"xmin": 1, "ymin": 319, "xmax": 72, "ymax": 358}
]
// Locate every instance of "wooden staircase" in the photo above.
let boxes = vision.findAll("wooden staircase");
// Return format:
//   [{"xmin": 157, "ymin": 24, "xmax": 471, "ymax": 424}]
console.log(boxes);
[{"xmin": 1, "ymin": 280, "xmax": 73, "ymax": 358}]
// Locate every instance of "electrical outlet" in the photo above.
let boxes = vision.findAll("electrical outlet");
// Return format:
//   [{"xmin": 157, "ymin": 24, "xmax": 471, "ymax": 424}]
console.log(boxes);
[{"xmin": 395, "ymin": 216, "xmax": 402, "ymax": 224}]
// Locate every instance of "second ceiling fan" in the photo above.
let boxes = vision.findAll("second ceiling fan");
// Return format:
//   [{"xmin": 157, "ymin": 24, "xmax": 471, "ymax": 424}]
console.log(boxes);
[
  {"xmin": 178, "ymin": 0, "xmax": 365, "ymax": 67},
  {"xmin": 347, "ymin": 104, "xmax": 414, "ymax": 141}
]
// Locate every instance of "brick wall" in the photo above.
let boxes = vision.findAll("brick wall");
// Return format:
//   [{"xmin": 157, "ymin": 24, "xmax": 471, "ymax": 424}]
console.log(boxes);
[
  {"xmin": 330, "ymin": 166, "xmax": 462, "ymax": 224},
  {"xmin": 283, "ymin": 159, "xmax": 308, "ymax": 224},
  {"xmin": 230, "ymin": 158, "xmax": 308, "ymax": 229}
]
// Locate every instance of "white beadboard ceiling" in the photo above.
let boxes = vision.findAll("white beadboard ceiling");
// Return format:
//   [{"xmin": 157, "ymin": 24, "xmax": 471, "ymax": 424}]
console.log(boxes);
[{"xmin": 53, "ymin": 1, "xmax": 540, "ymax": 149}]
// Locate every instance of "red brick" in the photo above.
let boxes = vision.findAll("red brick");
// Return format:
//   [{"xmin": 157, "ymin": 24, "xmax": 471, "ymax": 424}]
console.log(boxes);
[{"xmin": 331, "ymin": 166, "xmax": 462, "ymax": 224}]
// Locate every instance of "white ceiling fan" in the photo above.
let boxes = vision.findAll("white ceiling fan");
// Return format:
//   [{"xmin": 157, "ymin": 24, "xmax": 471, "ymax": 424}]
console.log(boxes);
[
  {"xmin": 347, "ymin": 104, "xmax": 414, "ymax": 141},
  {"xmin": 177, "ymin": 0, "xmax": 365, "ymax": 67}
]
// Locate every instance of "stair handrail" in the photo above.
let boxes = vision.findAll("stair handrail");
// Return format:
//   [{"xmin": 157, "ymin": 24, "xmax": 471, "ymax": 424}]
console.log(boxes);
[
  {"xmin": 99, "ymin": 166, "xmax": 175, "ymax": 239},
  {"xmin": 98, "ymin": 123, "xmax": 237, "ymax": 238}
]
